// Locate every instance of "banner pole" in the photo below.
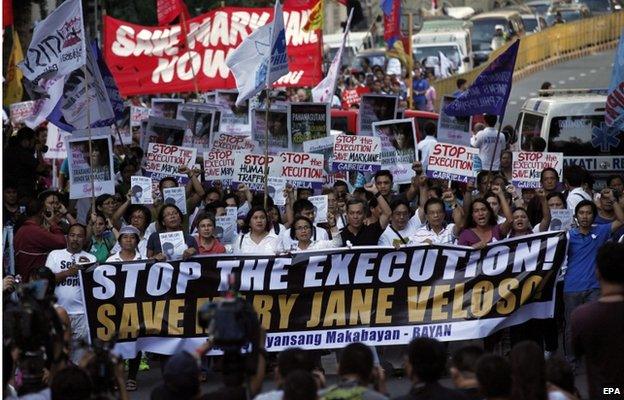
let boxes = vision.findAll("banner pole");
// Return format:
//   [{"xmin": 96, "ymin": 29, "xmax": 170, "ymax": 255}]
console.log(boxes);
[
  {"xmin": 84, "ymin": 64, "xmax": 96, "ymax": 214},
  {"xmin": 407, "ymin": 13, "xmax": 414, "ymax": 110},
  {"xmin": 180, "ymin": 12, "xmax": 201, "ymax": 98},
  {"xmin": 263, "ymin": 89, "xmax": 272, "ymax": 210},
  {"xmin": 487, "ymin": 114, "xmax": 506, "ymax": 185}
]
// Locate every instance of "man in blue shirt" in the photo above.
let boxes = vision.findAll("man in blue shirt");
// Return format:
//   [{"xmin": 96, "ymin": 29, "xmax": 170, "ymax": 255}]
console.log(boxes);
[
  {"xmin": 412, "ymin": 68, "xmax": 429, "ymax": 111},
  {"xmin": 564, "ymin": 193, "xmax": 624, "ymax": 364}
]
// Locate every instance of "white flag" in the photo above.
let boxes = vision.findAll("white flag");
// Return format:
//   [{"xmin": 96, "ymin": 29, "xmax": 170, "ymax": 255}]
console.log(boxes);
[
  {"xmin": 226, "ymin": 1, "xmax": 289, "ymax": 106},
  {"xmin": 18, "ymin": 0, "xmax": 86, "ymax": 84},
  {"xmin": 438, "ymin": 51, "xmax": 454, "ymax": 79},
  {"xmin": 312, "ymin": 10, "xmax": 354, "ymax": 103}
]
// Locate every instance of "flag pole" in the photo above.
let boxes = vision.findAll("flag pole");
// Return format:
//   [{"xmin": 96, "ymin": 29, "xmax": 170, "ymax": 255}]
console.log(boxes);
[
  {"xmin": 180, "ymin": 12, "xmax": 201, "ymax": 98},
  {"xmin": 263, "ymin": 89, "xmax": 272, "ymax": 210},
  {"xmin": 84, "ymin": 64, "xmax": 96, "ymax": 214},
  {"xmin": 487, "ymin": 113, "xmax": 506, "ymax": 175},
  {"xmin": 407, "ymin": 13, "xmax": 414, "ymax": 110}
]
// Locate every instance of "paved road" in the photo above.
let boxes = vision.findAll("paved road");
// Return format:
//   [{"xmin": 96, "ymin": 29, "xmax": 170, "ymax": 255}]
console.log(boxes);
[{"xmin": 503, "ymin": 48, "xmax": 616, "ymax": 127}]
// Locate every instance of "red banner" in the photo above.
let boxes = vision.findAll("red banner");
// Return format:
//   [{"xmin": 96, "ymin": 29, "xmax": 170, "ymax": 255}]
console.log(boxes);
[
  {"xmin": 104, "ymin": 6, "xmax": 322, "ymax": 96},
  {"xmin": 157, "ymin": 0, "xmax": 190, "ymax": 26}
]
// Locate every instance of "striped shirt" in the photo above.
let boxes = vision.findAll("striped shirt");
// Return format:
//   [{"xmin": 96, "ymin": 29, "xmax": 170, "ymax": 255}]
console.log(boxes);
[{"xmin": 410, "ymin": 223, "xmax": 458, "ymax": 245}]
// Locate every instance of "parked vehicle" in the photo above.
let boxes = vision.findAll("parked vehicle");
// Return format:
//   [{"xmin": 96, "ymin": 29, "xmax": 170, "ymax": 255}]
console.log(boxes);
[
  {"xmin": 515, "ymin": 89, "xmax": 624, "ymax": 182},
  {"xmin": 470, "ymin": 10, "xmax": 525, "ymax": 65},
  {"xmin": 545, "ymin": 3, "xmax": 592, "ymax": 25},
  {"xmin": 412, "ymin": 27, "xmax": 474, "ymax": 74},
  {"xmin": 521, "ymin": 13, "xmax": 548, "ymax": 33},
  {"xmin": 352, "ymin": 48, "xmax": 388, "ymax": 73},
  {"xmin": 323, "ymin": 31, "xmax": 374, "ymax": 68},
  {"xmin": 573, "ymin": 0, "xmax": 622, "ymax": 14}
]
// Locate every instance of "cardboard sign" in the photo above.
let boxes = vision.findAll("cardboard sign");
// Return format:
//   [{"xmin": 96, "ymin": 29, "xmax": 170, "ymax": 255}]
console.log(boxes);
[
  {"xmin": 216, "ymin": 90, "xmax": 251, "ymax": 134},
  {"xmin": 177, "ymin": 103, "xmax": 220, "ymax": 150},
  {"xmin": 203, "ymin": 150, "xmax": 237, "ymax": 186},
  {"xmin": 512, "ymin": 152, "xmax": 564, "ymax": 189},
  {"xmin": 268, "ymin": 177, "xmax": 287, "ymax": 206},
  {"xmin": 549, "ymin": 209, "xmax": 573, "ymax": 231},
  {"xmin": 426, "ymin": 143, "xmax": 479, "ymax": 183},
  {"xmin": 288, "ymin": 103, "xmax": 329, "ymax": 152},
  {"xmin": 142, "ymin": 117, "xmax": 188, "ymax": 153},
  {"xmin": 251, "ymin": 108, "xmax": 290, "ymax": 155},
  {"xmin": 309, "ymin": 195, "xmax": 328, "ymax": 224},
  {"xmin": 130, "ymin": 106, "xmax": 150, "ymax": 128},
  {"xmin": 332, "ymin": 135, "xmax": 381, "ymax": 173},
  {"xmin": 66, "ymin": 129, "xmax": 116, "ymax": 199},
  {"xmin": 163, "ymin": 187, "xmax": 187, "ymax": 214},
  {"xmin": 233, "ymin": 153, "xmax": 282, "ymax": 191},
  {"xmin": 130, "ymin": 176, "xmax": 153, "ymax": 204},
  {"xmin": 303, "ymin": 136, "xmax": 343, "ymax": 185},
  {"xmin": 144, "ymin": 143, "xmax": 197, "ymax": 183},
  {"xmin": 372, "ymin": 118, "xmax": 418, "ymax": 184},
  {"xmin": 210, "ymin": 132, "xmax": 258, "ymax": 152},
  {"xmin": 278, "ymin": 151, "xmax": 325, "ymax": 190},
  {"xmin": 357, "ymin": 94, "xmax": 398, "ymax": 136},
  {"xmin": 44, "ymin": 124, "xmax": 70, "ymax": 160},
  {"xmin": 216, "ymin": 208, "xmax": 238, "ymax": 245},
  {"xmin": 150, "ymin": 98, "xmax": 184, "ymax": 118},
  {"xmin": 159, "ymin": 231, "xmax": 187, "ymax": 261},
  {"xmin": 438, "ymin": 96, "xmax": 471, "ymax": 146},
  {"xmin": 9, "ymin": 101, "xmax": 35, "ymax": 125}
]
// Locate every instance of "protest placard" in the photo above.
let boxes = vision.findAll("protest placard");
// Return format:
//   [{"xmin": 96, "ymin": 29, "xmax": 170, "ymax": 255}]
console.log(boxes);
[
  {"xmin": 512, "ymin": 151, "xmax": 564, "ymax": 189},
  {"xmin": 549, "ymin": 209, "xmax": 574, "ymax": 231},
  {"xmin": 66, "ymin": 129, "xmax": 115, "ymax": 199},
  {"xmin": 372, "ymin": 118, "xmax": 418, "ymax": 184},
  {"xmin": 142, "ymin": 117, "xmax": 188, "ymax": 153},
  {"xmin": 426, "ymin": 143, "xmax": 479, "ymax": 183},
  {"xmin": 251, "ymin": 108, "xmax": 290, "ymax": 154},
  {"xmin": 115, "ymin": 105, "xmax": 132, "ymax": 145},
  {"xmin": 216, "ymin": 208, "xmax": 238, "ymax": 245},
  {"xmin": 210, "ymin": 132, "xmax": 258, "ymax": 152},
  {"xmin": 144, "ymin": 143, "xmax": 197, "ymax": 184},
  {"xmin": 158, "ymin": 231, "xmax": 187, "ymax": 261},
  {"xmin": 9, "ymin": 101, "xmax": 35, "ymax": 125},
  {"xmin": 233, "ymin": 153, "xmax": 283, "ymax": 191},
  {"xmin": 357, "ymin": 94, "xmax": 398, "ymax": 136},
  {"xmin": 203, "ymin": 150, "xmax": 238, "ymax": 186},
  {"xmin": 150, "ymin": 98, "xmax": 184, "ymax": 118},
  {"xmin": 268, "ymin": 177, "xmax": 287, "ymax": 206},
  {"xmin": 216, "ymin": 90, "xmax": 251, "ymax": 134},
  {"xmin": 163, "ymin": 187, "xmax": 187, "ymax": 214},
  {"xmin": 177, "ymin": 103, "xmax": 219, "ymax": 150},
  {"xmin": 130, "ymin": 106, "xmax": 150, "ymax": 128},
  {"xmin": 279, "ymin": 152, "xmax": 325, "ymax": 190},
  {"xmin": 288, "ymin": 103, "xmax": 329, "ymax": 152},
  {"xmin": 438, "ymin": 96, "xmax": 471, "ymax": 146},
  {"xmin": 44, "ymin": 124, "xmax": 70, "ymax": 160},
  {"xmin": 332, "ymin": 135, "xmax": 381, "ymax": 173},
  {"xmin": 303, "ymin": 136, "xmax": 343, "ymax": 185},
  {"xmin": 130, "ymin": 176, "xmax": 153, "ymax": 205},
  {"xmin": 200, "ymin": 92, "xmax": 216, "ymax": 103},
  {"xmin": 309, "ymin": 195, "xmax": 328, "ymax": 223}
]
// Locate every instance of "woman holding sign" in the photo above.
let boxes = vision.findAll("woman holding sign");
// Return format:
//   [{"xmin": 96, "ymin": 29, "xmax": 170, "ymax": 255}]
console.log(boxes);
[
  {"xmin": 289, "ymin": 216, "xmax": 341, "ymax": 251},
  {"xmin": 458, "ymin": 186, "xmax": 513, "ymax": 248},
  {"xmin": 147, "ymin": 205, "xmax": 198, "ymax": 261},
  {"xmin": 233, "ymin": 207, "xmax": 280, "ymax": 255},
  {"xmin": 194, "ymin": 213, "xmax": 226, "ymax": 255}
]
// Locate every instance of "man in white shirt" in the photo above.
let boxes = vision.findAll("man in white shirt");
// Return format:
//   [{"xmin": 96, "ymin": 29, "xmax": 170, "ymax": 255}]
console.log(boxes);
[
  {"xmin": 378, "ymin": 200, "xmax": 422, "ymax": 246},
  {"xmin": 418, "ymin": 121, "xmax": 439, "ymax": 171},
  {"xmin": 564, "ymin": 165, "xmax": 592, "ymax": 211},
  {"xmin": 411, "ymin": 193, "xmax": 464, "ymax": 245},
  {"xmin": 470, "ymin": 114, "xmax": 506, "ymax": 172},
  {"xmin": 45, "ymin": 223, "xmax": 96, "ymax": 364}
]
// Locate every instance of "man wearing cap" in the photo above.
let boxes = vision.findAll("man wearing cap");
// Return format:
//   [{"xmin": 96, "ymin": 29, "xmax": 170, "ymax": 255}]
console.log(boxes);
[
  {"xmin": 491, "ymin": 25, "xmax": 507, "ymax": 50},
  {"xmin": 106, "ymin": 225, "xmax": 142, "ymax": 262}
]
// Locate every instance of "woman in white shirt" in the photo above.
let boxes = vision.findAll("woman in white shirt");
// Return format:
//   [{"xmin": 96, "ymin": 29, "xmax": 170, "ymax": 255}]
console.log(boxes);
[
  {"xmin": 232, "ymin": 207, "xmax": 280, "ymax": 255},
  {"xmin": 289, "ymin": 216, "xmax": 342, "ymax": 251},
  {"xmin": 106, "ymin": 225, "xmax": 142, "ymax": 262}
]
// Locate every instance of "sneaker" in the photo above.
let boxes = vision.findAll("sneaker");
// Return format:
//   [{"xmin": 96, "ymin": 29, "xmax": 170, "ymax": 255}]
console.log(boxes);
[{"xmin": 139, "ymin": 357, "xmax": 150, "ymax": 371}]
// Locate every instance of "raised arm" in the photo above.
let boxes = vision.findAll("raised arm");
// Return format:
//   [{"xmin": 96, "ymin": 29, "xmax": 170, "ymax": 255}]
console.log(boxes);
[
  {"xmin": 493, "ymin": 185, "xmax": 513, "ymax": 236},
  {"xmin": 112, "ymin": 191, "xmax": 131, "ymax": 229},
  {"xmin": 443, "ymin": 188, "xmax": 465, "ymax": 235},
  {"xmin": 405, "ymin": 161, "xmax": 424, "ymax": 201},
  {"xmin": 536, "ymin": 188, "xmax": 551, "ymax": 232},
  {"xmin": 284, "ymin": 184, "xmax": 296, "ymax": 228},
  {"xmin": 606, "ymin": 189, "xmax": 624, "ymax": 233},
  {"xmin": 365, "ymin": 182, "xmax": 391, "ymax": 229}
]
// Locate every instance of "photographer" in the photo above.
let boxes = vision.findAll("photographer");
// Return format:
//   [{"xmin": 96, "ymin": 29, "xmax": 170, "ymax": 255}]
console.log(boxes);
[{"xmin": 45, "ymin": 224, "xmax": 96, "ymax": 364}]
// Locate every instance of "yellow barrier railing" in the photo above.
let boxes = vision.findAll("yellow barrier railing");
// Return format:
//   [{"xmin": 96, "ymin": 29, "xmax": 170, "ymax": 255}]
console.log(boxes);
[{"xmin": 429, "ymin": 12, "xmax": 624, "ymax": 110}]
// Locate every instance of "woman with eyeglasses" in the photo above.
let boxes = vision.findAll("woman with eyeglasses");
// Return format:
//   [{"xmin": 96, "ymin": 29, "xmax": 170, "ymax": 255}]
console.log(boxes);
[{"xmin": 289, "ymin": 215, "xmax": 341, "ymax": 251}]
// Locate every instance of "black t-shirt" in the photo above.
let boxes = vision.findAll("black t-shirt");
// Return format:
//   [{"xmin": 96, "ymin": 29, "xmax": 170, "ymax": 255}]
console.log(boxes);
[{"xmin": 340, "ymin": 221, "xmax": 384, "ymax": 246}]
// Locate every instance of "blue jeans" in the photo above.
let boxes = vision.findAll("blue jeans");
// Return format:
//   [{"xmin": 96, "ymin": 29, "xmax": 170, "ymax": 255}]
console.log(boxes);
[{"xmin": 563, "ymin": 289, "xmax": 600, "ymax": 363}]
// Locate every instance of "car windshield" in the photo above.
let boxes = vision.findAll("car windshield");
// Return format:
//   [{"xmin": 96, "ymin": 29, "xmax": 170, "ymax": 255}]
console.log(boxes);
[
  {"xmin": 548, "ymin": 115, "xmax": 624, "ymax": 155},
  {"xmin": 472, "ymin": 18, "xmax": 507, "ymax": 48},
  {"xmin": 414, "ymin": 45, "xmax": 462, "ymax": 66},
  {"xmin": 577, "ymin": 0, "xmax": 611, "ymax": 11},
  {"xmin": 522, "ymin": 16, "xmax": 539, "ymax": 31}
]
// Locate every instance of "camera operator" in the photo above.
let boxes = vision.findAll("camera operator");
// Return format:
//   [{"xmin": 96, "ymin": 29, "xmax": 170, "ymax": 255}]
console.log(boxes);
[{"xmin": 44, "ymin": 223, "xmax": 96, "ymax": 364}]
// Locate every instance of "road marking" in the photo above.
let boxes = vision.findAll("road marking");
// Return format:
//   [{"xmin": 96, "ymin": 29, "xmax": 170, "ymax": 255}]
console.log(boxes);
[
  {"xmin": 529, "ymin": 92, "xmax": 537, "ymax": 96},
  {"xmin": 558, "ymin": 80, "xmax": 566, "ymax": 84},
  {"xmin": 568, "ymin": 76, "xmax": 576, "ymax": 81},
  {"xmin": 579, "ymin": 73, "xmax": 586, "ymax": 77},
  {"xmin": 590, "ymin": 69, "xmax": 597, "ymax": 73},
  {"xmin": 509, "ymin": 101, "xmax": 518, "ymax": 105},
  {"xmin": 520, "ymin": 96, "xmax": 527, "ymax": 100}
]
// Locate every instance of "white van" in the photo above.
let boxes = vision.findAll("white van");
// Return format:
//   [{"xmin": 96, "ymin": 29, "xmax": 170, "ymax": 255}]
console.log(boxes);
[
  {"xmin": 515, "ymin": 90, "xmax": 624, "ymax": 181},
  {"xmin": 412, "ymin": 29, "xmax": 474, "ymax": 74},
  {"xmin": 323, "ymin": 31, "xmax": 374, "ymax": 67}
]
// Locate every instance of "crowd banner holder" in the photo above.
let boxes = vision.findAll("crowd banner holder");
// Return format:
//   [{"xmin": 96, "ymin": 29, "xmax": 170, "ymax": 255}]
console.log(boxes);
[
  {"xmin": 84, "ymin": 64, "xmax": 96, "ymax": 213},
  {"xmin": 407, "ymin": 12, "xmax": 414, "ymax": 110}
]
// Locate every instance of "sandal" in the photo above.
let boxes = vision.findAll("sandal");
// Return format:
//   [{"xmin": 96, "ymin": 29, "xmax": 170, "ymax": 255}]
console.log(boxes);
[{"xmin": 126, "ymin": 379, "xmax": 137, "ymax": 391}]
